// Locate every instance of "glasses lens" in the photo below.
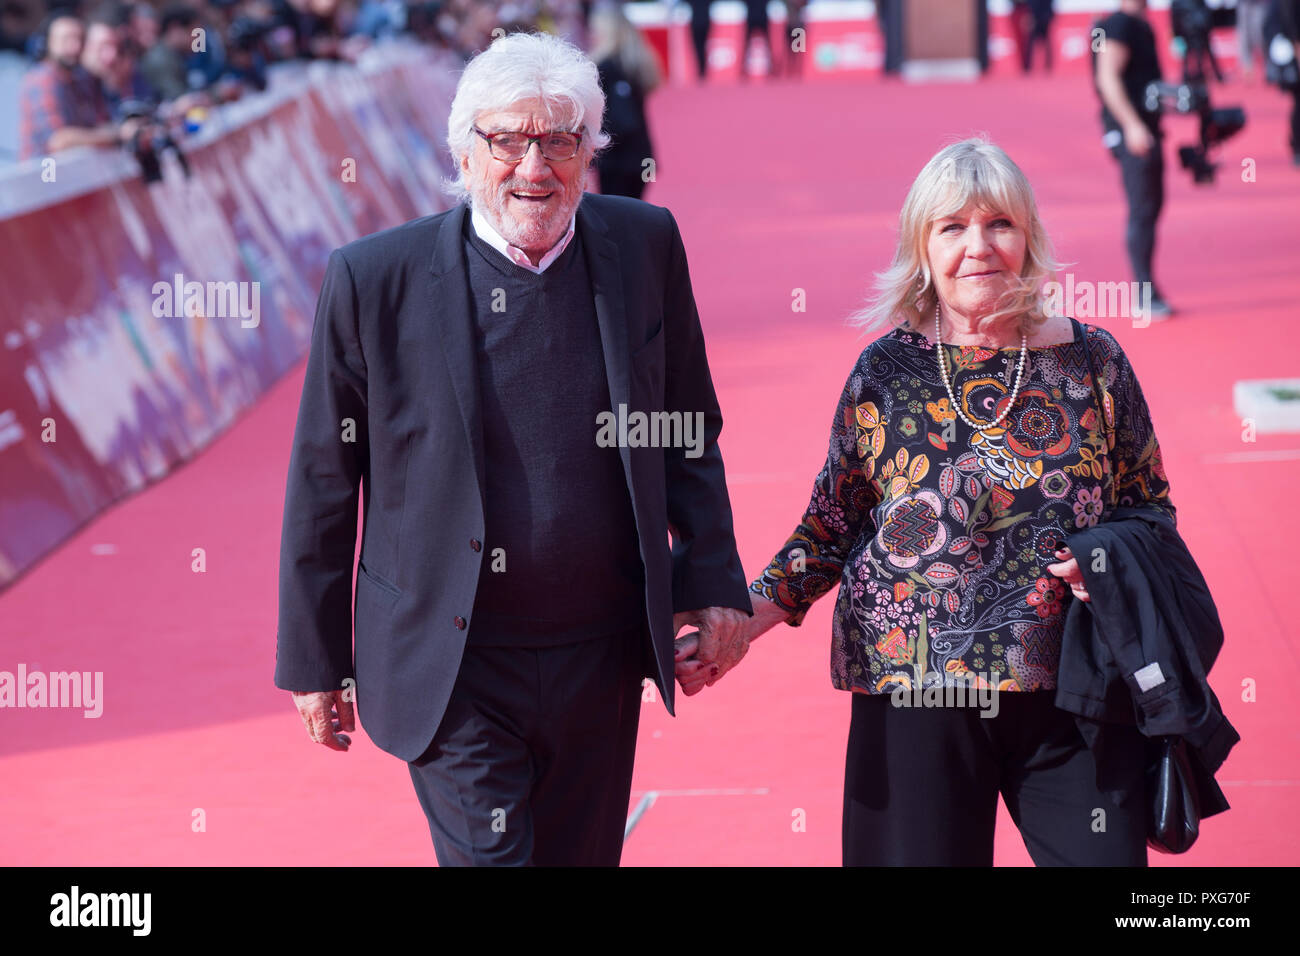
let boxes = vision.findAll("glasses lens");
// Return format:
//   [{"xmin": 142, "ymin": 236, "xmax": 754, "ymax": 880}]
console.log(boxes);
[
  {"xmin": 540, "ymin": 134, "xmax": 579, "ymax": 160},
  {"xmin": 486, "ymin": 131, "xmax": 579, "ymax": 162},
  {"xmin": 489, "ymin": 132, "xmax": 527, "ymax": 161}
]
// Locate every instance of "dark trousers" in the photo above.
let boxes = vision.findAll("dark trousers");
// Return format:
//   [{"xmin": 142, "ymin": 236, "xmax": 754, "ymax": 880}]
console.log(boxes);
[
  {"xmin": 408, "ymin": 626, "xmax": 648, "ymax": 866},
  {"xmin": 842, "ymin": 689, "xmax": 1149, "ymax": 866},
  {"xmin": 689, "ymin": 0, "xmax": 711, "ymax": 78},
  {"xmin": 1024, "ymin": 18, "xmax": 1051, "ymax": 72},
  {"xmin": 1290, "ymin": 87, "xmax": 1300, "ymax": 158},
  {"xmin": 1108, "ymin": 135, "xmax": 1165, "ymax": 293}
]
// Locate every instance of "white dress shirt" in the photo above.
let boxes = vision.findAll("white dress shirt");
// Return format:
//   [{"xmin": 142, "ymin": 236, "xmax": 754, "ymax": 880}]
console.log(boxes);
[{"xmin": 470, "ymin": 205, "xmax": 577, "ymax": 274}]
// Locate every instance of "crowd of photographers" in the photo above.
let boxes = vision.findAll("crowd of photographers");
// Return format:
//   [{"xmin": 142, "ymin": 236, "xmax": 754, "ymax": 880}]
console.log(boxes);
[{"xmin": 10, "ymin": 0, "xmax": 592, "ymax": 161}]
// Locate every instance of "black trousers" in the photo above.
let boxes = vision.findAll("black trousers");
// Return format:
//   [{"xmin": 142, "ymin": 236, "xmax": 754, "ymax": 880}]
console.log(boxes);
[
  {"xmin": 408, "ymin": 626, "xmax": 647, "ymax": 866},
  {"xmin": 1108, "ymin": 134, "xmax": 1165, "ymax": 294},
  {"xmin": 1290, "ymin": 86, "xmax": 1300, "ymax": 158},
  {"xmin": 689, "ymin": 0, "xmax": 711, "ymax": 78},
  {"xmin": 1024, "ymin": 18, "xmax": 1051, "ymax": 72},
  {"xmin": 842, "ymin": 689, "xmax": 1149, "ymax": 866}
]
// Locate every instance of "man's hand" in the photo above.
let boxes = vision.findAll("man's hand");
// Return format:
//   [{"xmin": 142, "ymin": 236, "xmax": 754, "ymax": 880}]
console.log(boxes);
[
  {"xmin": 1122, "ymin": 120, "xmax": 1154, "ymax": 158},
  {"xmin": 674, "ymin": 629, "xmax": 706, "ymax": 695},
  {"xmin": 291, "ymin": 689, "xmax": 355, "ymax": 751},
  {"xmin": 672, "ymin": 606, "xmax": 749, "ymax": 696},
  {"xmin": 115, "ymin": 116, "xmax": 147, "ymax": 147},
  {"xmin": 674, "ymin": 593, "xmax": 791, "ymax": 695}
]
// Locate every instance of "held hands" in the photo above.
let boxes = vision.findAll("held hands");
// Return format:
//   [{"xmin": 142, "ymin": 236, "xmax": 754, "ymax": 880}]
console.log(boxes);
[
  {"xmin": 672, "ymin": 553, "xmax": 1087, "ymax": 701},
  {"xmin": 673, "ymin": 594, "xmax": 791, "ymax": 696},
  {"xmin": 672, "ymin": 606, "xmax": 750, "ymax": 696},
  {"xmin": 291, "ymin": 689, "xmax": 355, "ymax": 751}
]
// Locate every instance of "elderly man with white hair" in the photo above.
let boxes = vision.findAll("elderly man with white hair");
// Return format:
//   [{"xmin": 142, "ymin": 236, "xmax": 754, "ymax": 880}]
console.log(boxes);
[{"xmin": 274, "ymin": 31, "xmax": 751, "ymax": 866}]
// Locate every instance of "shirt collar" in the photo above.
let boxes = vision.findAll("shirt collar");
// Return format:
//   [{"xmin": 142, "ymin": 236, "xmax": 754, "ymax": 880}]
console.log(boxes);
[{"xmin": 469, "ymin": 204, "xmax": 577, "ymax": 275}]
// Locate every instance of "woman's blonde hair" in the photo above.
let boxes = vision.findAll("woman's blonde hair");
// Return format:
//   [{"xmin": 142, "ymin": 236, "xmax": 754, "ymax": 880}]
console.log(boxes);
[
  {"xmin": 851, "ymin": 136, "xmax": 1061, "ymax": 336},
  {"xmin": 588, "ymin": 3, "xmax": 662, "ymax": 94}
]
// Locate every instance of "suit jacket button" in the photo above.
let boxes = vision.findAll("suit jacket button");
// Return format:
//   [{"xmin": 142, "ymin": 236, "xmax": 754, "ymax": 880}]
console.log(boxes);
[
  {"xmin": 470, "ymin": 539, "xmax": 482, "ymax": 552},
  {"xmin": 454, "ymin": 616, "xmax": 467, "ymax": 629}
]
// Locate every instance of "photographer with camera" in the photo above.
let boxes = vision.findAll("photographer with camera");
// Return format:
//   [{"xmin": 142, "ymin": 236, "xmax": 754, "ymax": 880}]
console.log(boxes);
[
  {"xmin": 140, "ymin": 4, "xmax": 201, "ymax": 101},
  {"xmin": 18, "ymin": 10, "xmax": 150, "ymax": 160},
  {"xmin": 1092, "ymin": 0, "xmax": 1174, "ymax": 318},
  {"xmin": 1272, "ymin": 0, "xmax": 1300, "ymax": 164},
  {"xmin": 81, "ymin": 5, "xmax": 158, "ymax": 115}
]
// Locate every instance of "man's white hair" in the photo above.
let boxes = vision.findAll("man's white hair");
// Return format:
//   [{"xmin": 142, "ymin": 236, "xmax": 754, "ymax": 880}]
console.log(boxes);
[{"xmin": 445, "ymin": 32, "xmax": 611, "ymax": 203}]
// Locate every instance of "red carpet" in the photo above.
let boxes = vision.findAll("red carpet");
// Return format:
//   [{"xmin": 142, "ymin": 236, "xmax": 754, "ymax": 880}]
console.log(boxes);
[{"xmin": 2, "ymin": 70, "xmax": 1298, "ymax": 865}]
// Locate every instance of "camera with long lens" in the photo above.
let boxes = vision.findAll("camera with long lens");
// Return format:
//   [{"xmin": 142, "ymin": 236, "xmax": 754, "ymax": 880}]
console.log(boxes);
[
  {"xmin": 117, "ymin": 99, "xmax": 191, "ymax": 185},
  {"xmin": 1144, "ymin": 81, "xmax": 1245, "ymax": 184}
]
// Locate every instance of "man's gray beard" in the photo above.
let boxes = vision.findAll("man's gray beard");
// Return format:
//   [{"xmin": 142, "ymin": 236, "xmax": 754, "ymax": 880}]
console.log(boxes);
[{"xmin": 472, "ymin": 182, "xmax": 583, "ymax": 253}]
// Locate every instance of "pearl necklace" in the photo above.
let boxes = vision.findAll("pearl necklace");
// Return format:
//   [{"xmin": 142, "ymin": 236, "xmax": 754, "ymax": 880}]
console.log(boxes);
[{"xmin": 934, "ymin": 304, "xmax": 1028, "ymax": 432}]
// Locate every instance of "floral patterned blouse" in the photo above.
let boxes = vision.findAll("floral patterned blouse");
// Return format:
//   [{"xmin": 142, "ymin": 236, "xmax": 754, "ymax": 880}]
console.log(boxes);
[{"xmin": 751, "ymin": 319, "xmax": 1175, "ymax": 695}]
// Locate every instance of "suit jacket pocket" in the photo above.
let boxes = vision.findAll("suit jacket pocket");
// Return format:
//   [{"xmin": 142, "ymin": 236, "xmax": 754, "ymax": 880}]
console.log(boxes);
[
  {"xmin": 357, "ymin": 560, "xmax": 402, "ymax": 610},
  {"xmin": 630, "ymin": 321, "xmax": 665, "ymax": 396}
]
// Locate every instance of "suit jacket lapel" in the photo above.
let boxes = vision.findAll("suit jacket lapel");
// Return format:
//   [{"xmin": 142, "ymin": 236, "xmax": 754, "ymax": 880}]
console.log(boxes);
[
  {"xmin": 577, "ymin": 196, "xmax": 633, "ymax": 482},
  {"xmin": 429, "ymin": 203, "xmax": 486, "ymax": 504}
]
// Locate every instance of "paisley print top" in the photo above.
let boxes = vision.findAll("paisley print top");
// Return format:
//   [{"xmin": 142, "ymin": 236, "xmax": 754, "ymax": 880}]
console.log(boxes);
[{"xmin": 751, "ymin": 319, "xmax": 1175, "ymax": 695}]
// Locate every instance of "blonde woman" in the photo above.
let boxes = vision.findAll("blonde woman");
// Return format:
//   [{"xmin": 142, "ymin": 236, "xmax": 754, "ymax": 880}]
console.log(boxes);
[
  {"xmin": 589, "ymin": 2, "xmax": 660, "ymax": 197},
  {"xmin": 677, "ymin": 138, "xmax": 1175, "ymax": 866}
]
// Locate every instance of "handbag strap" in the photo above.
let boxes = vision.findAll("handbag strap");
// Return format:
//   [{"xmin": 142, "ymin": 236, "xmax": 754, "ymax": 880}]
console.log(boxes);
[{"xmin": 1072, "ymin": 317, "xmax": 1117, "ymax": 510}]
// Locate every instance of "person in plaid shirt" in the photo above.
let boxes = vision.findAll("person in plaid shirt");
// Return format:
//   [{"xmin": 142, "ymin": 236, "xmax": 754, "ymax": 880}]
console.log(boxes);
[{"xmin": 18, "ymin": 12, "xmax": 143, "ymax": 160}]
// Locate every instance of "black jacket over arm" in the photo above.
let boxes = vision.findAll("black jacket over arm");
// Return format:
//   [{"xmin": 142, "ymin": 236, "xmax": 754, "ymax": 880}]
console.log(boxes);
[
  {"xmin": 1058, "ymin": 506, "xmax": 1239, "ymax": 817},
  {"xmin": 274, "ymin": 194, "xmax": 751, "ymax": 761}
]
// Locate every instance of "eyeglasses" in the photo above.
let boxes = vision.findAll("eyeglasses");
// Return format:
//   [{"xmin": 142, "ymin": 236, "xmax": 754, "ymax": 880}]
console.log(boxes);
[{"xmin": 473, "ymin": 126, "xmax": 583, "ymax": 163}]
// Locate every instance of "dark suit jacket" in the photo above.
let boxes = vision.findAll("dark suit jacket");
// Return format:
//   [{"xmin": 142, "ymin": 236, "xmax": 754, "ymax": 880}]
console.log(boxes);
[
  {"xmin": 1057, "ymin": 506, "xmax": 1238, "ymax": 816},
  {"xmin": 274, "ymin": 193, "xmax": 751, "ymax": 762}
]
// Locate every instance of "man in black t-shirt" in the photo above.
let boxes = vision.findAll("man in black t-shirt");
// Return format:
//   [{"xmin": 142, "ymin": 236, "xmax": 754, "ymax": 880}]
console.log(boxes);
[
  {"xmin": 1092, "ymin": 0, "xmax": 1174, "ymax": 317},
  {"xmin": 1278, "ymin": 0, "xmax": 1300, "ymax": 165}
]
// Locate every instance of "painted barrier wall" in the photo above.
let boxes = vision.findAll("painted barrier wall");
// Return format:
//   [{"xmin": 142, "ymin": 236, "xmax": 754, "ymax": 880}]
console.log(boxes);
[{"xmin": 0, "ymin": 47, "xmax": 460, "ymax": 590}]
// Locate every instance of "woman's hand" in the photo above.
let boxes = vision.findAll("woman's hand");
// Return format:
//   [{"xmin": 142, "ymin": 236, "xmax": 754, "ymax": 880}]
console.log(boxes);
[
  {"xmin": 674, "ymin": 593, "xmax": 790, "ymax": 695},
  {"xmin": 1046, "ymin": 545, "xmax": 1090, "ymax": 603}
]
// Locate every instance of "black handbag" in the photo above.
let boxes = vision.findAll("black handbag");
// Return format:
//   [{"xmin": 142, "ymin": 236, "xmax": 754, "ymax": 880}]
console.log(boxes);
[
  {"xmin": 1146, "ymin": 736, "xmax": 1202, "ymax": 853},
  {"xmin": 1074, "ymin": 320, "xmax": 1203, "ymax": 854}
]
